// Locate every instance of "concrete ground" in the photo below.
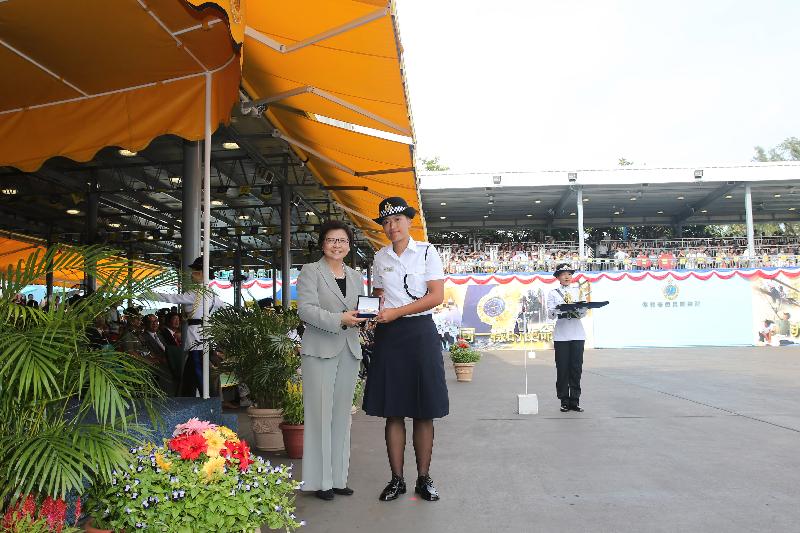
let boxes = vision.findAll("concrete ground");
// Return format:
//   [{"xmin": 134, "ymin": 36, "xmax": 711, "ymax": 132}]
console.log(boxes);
[{"xmin": 240, "ymin": 346, "xmax": 800, "ymax": 533}]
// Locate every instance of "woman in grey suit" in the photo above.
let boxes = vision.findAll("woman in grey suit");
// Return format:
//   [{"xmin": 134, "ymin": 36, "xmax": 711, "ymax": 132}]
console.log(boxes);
[{"xmin": 296, "ymin": 220, "xmax": 366, "ymax": 501}]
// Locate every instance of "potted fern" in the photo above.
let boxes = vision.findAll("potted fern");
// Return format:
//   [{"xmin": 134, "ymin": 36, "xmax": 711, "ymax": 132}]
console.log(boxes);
[
  {"xmin": 204, "ymin": 306, "xmax": 300, "ymax": 451},
  {"xmin": 280, "ymin": 380, "xmax": 304, "ymax": 459},
  {"xmin": 0, "ymin": 245, "xmax": 166, "ymax": 525},
  {"xmin": 449, "ymin": 339, "xmax": 482, "ymax": 382}
]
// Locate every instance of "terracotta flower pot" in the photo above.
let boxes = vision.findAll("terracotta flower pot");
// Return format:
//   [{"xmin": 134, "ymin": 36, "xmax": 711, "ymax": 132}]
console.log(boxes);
[
  {"xmin": 453, "ymin": 362, "xmax": 476, "ymax": 382},
  {"xmin": 83, "ymin": 518, "xmax": 114, "ymax": 533},
  {"xmin": 279, "ymin": 422, "xmax": 304, "ymax": 459},
  {"xmin": 247, "ymin": 406, "xmax": 284, "ymax": 451}
]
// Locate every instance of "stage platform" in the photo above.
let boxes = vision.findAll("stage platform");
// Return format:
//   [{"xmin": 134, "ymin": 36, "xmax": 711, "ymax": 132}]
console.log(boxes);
[{"xmin": 240, "ymin": 346, "xmax": 800, "ymax": 533}]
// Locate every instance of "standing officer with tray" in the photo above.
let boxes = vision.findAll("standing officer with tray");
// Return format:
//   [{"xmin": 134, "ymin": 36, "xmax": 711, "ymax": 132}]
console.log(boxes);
[{"xmin": 546, "ymin": 263, "xmax": 589, "ymax": 413}]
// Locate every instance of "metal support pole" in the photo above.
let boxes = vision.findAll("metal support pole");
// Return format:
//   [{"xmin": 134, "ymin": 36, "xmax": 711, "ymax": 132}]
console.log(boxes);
[
  {"xmin": 84, "ymin": 174, "xmax": 99, "ymax": 294},
  {"xmin": 45, "ymin": 226, "xmax": 54, "ymax": 304},
  {"xmin": 281, "ymin": 184, "xmax": 292, "ymax": 309},
  {"xmin": 201, "ymin": 72, "xmax": 212, "ymax": 399},
  {"xmin": 233, "ymin": 236, "xmax": 242, "ymax": 309},
  {"xmin": 367, "ymin": 264, "xmax": 373, "ymax": 295},
  {"xmin": 745, "ymin": 183, "xmax": 756, "ymax": 265},
  {"xmin": 182, "ymin": 140, "xmax": 202, "ymax": 275},
  {"xmin": 576, "ymin": 187, "xmax": 585, "ymax": 264},
  {"xmin": 127, "ymin": 245, "xmax": 134, "ymax": 309}
]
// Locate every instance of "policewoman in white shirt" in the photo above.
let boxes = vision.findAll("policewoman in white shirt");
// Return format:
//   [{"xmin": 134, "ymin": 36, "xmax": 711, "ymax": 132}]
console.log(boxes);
[
  {"xmin": 546, "ymin": 263, "xmax": 588, "ymax": 413},
  {"xmin": 362, "ymin": 197, "xmax": 449, "ymax": 503}
]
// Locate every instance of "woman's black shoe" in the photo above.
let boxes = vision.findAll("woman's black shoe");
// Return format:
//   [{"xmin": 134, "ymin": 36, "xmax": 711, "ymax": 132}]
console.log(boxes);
[
  {"xmin": 315, "ymin": 489, "xmax": 334, "ymax": 501},
  {"xmin": 333, "ymin": 487, "xmax": 354, "ymax": 496},
  {"xmin": 415, "ymin": 475, "xmax": 440, "ymax": 501},
  {"xmin": 379, "ymin": 475, "xmax": 406, "ymax": 501}
]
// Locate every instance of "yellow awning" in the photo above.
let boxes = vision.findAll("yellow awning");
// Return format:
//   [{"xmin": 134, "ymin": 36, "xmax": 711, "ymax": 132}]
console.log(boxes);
[
  {"xmin": 0, "ymin": 0, "xmax": 241, "ymax": 171},
  {"xmin": 0, "ymin": 233, "xmax": 162, "ymax": 285},
  {"xmin": 191, "ymin": 0, "xmax": 425, "ymax": 246}
]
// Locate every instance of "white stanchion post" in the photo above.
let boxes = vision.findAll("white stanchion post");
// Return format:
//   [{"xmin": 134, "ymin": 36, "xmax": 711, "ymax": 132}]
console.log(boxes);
[
  {"xmin": 202, "ymin": 72, "xmax": 211, "ymax": 400},
  {"xmin": 517, "ymin": 312, "xmax": 538, "ymax": 414}
]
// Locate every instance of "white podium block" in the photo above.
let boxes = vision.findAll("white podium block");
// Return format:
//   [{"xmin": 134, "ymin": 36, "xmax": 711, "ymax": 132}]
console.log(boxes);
[{"xmin": 517, "ymin": 393, "xmax": 538, "ymax": 415}]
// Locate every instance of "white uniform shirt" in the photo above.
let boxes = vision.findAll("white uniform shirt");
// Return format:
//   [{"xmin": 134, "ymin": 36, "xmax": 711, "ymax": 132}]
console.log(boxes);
[
  {"xmin": 152, "ymin": 289, "xmax": 226, "ymax": 350},
  {"xmin": 546, "ymin": 284, "xmax": 587, "ymax": 341},
  {"xmin": 372, "ymin": 237, "xmax": 445, "ymax": 317}
]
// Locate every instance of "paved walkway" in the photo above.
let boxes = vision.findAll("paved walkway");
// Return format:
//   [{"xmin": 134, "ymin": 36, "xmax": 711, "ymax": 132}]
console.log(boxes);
[{"xmin": 241, "ymin": 346, "xmax": 800, "ymax": 533}]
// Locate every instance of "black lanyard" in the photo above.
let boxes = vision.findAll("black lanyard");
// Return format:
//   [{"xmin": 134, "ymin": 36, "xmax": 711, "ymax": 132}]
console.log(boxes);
[{"xmin": 403, "ymin": 245, "xmax": 431, "ymax": 301}]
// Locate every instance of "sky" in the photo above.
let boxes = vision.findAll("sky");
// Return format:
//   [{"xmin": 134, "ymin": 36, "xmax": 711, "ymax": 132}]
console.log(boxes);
[{"xmin": 394, "ymin": 0, "xmax": 800, "ymax": 172}]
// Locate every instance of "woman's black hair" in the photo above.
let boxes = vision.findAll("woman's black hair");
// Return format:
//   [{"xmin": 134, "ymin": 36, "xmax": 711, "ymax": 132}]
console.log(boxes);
[{"xmin": 318, "ymin": 220, "xmax": 354, "ymax": 250}]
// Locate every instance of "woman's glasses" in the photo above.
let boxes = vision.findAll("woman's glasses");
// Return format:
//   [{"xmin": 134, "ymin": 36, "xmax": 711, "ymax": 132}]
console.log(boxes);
[{"xmin": 325, "ymin": 238, "xmax": 349, "ymax": 245}]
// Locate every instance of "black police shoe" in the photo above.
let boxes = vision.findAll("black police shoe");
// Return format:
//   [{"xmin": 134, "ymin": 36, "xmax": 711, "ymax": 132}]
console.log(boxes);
[
  {"xmin": 333, "ymin": 487, "xmax": 354, "ymax": 496},
  {"xmin": 415, "ymin": 475, "xmax": 440, "ymax": 501},
  {"xmin": 570, "ymin": 404, "xmax": 584, "ymax": 412},
  {"xmin": 560, "ymin": 403, "xmax": 570, "ymax": 412},
  {"xmin": 315, "ymin": 489, "xmax": 334, "ymax": 501},
  {"xmin": 379, "ymin": 475, "xmax": 406, "ymax": 501}
]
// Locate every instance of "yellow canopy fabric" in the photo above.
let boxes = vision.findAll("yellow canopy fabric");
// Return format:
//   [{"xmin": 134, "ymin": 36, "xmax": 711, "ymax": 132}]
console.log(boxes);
[
  {"xmin": 191, "ymin": 0, "xmax": 425, "ymax": 246},
  {"xmin": 0, "ymin": 0, "xmax": 241, "ymax": 171},
  {"xmin": 0, "ymin": 233, "xmax": 162, "ymax": 285}
]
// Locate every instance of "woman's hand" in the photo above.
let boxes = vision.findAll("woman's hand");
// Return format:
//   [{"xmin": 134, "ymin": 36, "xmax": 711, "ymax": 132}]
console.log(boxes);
[
  {"xmin": 376, "ymin": 307, "xmax": 401, "ymax": 324},
  {"xmin": 341, "ymin": 310, "xmax": 368, "ymax": 328}
]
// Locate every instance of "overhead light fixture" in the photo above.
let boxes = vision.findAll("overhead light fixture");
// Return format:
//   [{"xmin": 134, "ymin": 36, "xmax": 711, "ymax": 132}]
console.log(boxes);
[
  {"xmin": 440, "ymin": 202, "xmax": 447, "ymax": 206},
  {"xmin": 700, "ymin": 209, "xmax": 708, "ymax": 213},
  {"xmin": 657, "ymin": 210, "xmax": 664, "ymax": 214},
  {"xmin": 108, "ymin": 222, "xmax": 121, "ymax": 228},
  {"xmin": 725, "ymin": 195, "xmax": 733, "ymax": 199},
  {"xmin": 169, "ymin": 176, "xmax": 182, "ymax": 184},
  {"xmin": 629, "ymin": 197, "xmax": 637, "ymax": 201},
  {"xmin": 677, "ymin": 196, "xmax": 685, "ymax": 200},
  {"xmin": 694, "ymin": 169, "xmax": 703, "ymax": 179},
  {"xmin": 238, "ymin": 214, "xmax": 250, "ymax": 220},
  {"xmin": 176, "ymin": 243, "xmax": 182, "ymax": 248},
  {"xmin": 222, "ymin": 142, "xmax": 240, "ymax": 150},
  {"xmin": 118, "ymin": 149, "xmax": 137, "ymax": 157},
  {"xmin": 534, "ymin": 200, "xmax": 541, "ymax": 204},
  {"xmin": 613, "ymin": 211, "xmax": 620, "ymax": 215},
  {"xmin": 211, "ymin": 199, "xmax": 224, "ymax": 206},
  {"xmin": 774, "ymin": 194, "xmax": 782, "ymax": 198},
  {"xmin": 526, "ymin": 214, "xmax": 533, "ymax": 217},
  {"xmin": 583, "ymin": 198, "xmax": 589, "ymax": 202},
  {"xmin": 305, "ymin": 211, "xmax": 315, "ymax": 216},
  {"xmin": 1, "ymin": 188, "xmax": 18, "ymax": 195},
  {"xmin": 569, "ymin": 212, "xmax": 576, "ymax": 216},
  {"xmin": 483, "ymin": 215, "xmax": 489, "ymax": 218},
  {"xmin": 789, "ymin": 207, "xmax": 796, "ymax": 211},
  {"xmin": 488, "ymin": 200, "xmax": 494, "ymax": 205},
  {"xmin": 142, "ymin": 204, "xmax": 155, "ymax": 210},
  {"xmin": 66, "ymin": 209, "xmax": 80, "ymax": 215},
  {"xmin": 146, "ymin": 234, "xmax": 154, "ymax": 240},
  {"xmin": 440, "ymin": 216, "xmax": 446, "ymax": 220}
]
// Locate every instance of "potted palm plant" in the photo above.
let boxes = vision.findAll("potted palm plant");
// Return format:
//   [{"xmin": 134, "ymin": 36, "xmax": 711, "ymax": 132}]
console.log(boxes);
[
  {"xmin": 0, "ymin": 245, "xmax": 166, "ymax": 524},
  {"xmin": 204, "ymin": 306, "xmax": 300, "ymax": 451},
  {"xmin": 280, "ymin": 380, "xmax": 304, "ymax": 459},
  {"xmin": 449, "ymin": 339, "xmax": 482, "ymax": 382}
]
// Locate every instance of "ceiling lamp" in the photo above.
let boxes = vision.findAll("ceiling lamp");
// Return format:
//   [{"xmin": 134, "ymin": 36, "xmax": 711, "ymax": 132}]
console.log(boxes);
[
  {"xmin": 118, "ymin": 149, "xmax": 137, "ymax": 157},
  {"xmin": 1, "ymin": 187, "xmax": 17, "ymax": 195},
  {"xmin": 222, "ymin": 142, "xmax": 240, "ymax": 150},
  {"xmin": 66, "ymin": 209, "xmax": 80, "ymax": 215}
]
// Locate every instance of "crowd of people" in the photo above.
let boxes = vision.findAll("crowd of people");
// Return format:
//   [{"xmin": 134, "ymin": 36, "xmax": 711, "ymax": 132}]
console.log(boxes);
[{"xmin": 439, "ymin": 237, "xmax": 800, "ymax": 274}]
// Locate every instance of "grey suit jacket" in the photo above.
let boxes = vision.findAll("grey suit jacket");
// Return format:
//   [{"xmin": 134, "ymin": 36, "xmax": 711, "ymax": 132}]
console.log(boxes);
[{"xmin": 297, "ymin": 258, "xmax": 363, "ymax": 359}]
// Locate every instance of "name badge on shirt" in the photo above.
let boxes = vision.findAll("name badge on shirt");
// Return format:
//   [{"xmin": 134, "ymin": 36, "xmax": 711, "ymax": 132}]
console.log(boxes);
[{"xmin": 383, "ymin": 266, "xmax": 394, "ymax": 272}]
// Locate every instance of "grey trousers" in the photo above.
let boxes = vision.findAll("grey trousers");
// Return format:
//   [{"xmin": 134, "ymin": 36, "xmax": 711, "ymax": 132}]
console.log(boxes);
[{"xmin": 301, "ymin": 346, "xmax": 360, "ymax": 491}]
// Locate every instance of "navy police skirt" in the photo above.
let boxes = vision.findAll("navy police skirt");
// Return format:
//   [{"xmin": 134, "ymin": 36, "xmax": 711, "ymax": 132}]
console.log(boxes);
[{"xmin": 362, "ymin": 315, "xmax": 449, "ymax": 419}]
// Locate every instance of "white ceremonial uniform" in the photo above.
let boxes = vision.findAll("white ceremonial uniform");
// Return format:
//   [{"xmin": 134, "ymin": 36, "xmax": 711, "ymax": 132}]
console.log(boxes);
[
  {"xmin": 372, "ymin": 236, "xmax": 445, "ymax": 313},
  {"xmin": 152, "ymin": 290, "xmax": 226, "ymax": 350},
  {"xmin": 546, "ymin": 285, "xmax": 587, "ymax": 341}
]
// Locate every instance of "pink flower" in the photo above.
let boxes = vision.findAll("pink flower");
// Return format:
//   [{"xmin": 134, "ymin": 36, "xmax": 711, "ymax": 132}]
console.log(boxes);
[{"xmin": 172, "ymin": 417, "xmax": 218, "ymax": 437}]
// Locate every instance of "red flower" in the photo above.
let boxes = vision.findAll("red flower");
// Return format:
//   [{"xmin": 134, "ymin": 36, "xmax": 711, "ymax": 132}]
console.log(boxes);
[
  {"xmin": 3, "ymin": 494, "xmax": 37, "ymax": 529},
  {"xmin": 223, "ymin": 440, "xmax": 253, "ymax": 471},
  {"xmin": 39, "ymin": 496, "xmax": 67, "ymax": 532},
  {"xmin": 458, "ymin": 342, "xmax": 468, "ymax": 348},
  {"xmin": 74, "ymin": 497, "xmax": 82, "ymax": 525},
  {"xmin": 168, "ymin": 433, "xmax": 208, "ymax": 461}
]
